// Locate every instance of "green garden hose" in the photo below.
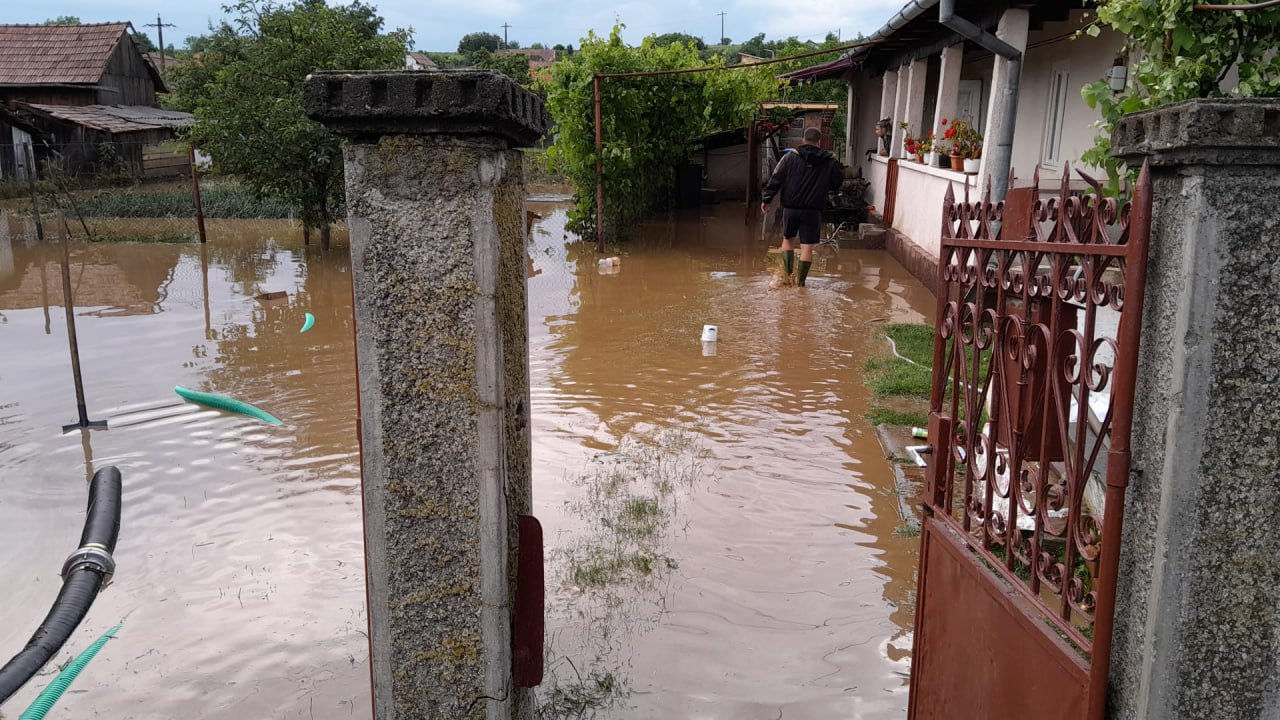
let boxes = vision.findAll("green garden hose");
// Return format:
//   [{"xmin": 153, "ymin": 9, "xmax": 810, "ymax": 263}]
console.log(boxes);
[
  {"xmin": 174, "ymin": 386, "xmax": 282, "ymax": 425},
  {"xmin": 18, "ymin": 624, "xmax": 121, "ymax": 720}
]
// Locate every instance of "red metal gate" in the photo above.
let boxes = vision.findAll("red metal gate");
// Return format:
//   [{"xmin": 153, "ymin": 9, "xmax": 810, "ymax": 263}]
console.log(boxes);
[{"xmin": 908, "ymin": 162, "xmax": 1152, "ymax": 720}]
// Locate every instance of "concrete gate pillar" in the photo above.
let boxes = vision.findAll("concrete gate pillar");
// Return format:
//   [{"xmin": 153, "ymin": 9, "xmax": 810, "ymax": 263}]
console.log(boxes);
[
  {"xmin": 1108, "ymin": 98, "xmax": 1280, "ymax": 719},
  {"xmin": 304, "ymin": 70, "xmax": 548, "ymax": 720}
]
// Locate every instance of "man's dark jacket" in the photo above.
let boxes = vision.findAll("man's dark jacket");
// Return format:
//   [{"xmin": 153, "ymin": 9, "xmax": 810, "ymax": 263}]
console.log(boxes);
[{"xmin": 761, "ymin": 144, "xmax": 844, "ymax": 211}]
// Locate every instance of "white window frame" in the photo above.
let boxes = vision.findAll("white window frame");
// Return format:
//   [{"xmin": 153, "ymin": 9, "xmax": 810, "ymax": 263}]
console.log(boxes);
[{"xmin": 1041, "ymin": 62, "xmax": 1071, "ymax": 170}]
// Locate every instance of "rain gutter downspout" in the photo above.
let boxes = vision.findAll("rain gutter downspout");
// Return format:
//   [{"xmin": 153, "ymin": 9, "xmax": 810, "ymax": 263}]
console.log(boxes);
[{"xmin": 938, "ymin": 0, "xmax": 1022, "ymax": 203}]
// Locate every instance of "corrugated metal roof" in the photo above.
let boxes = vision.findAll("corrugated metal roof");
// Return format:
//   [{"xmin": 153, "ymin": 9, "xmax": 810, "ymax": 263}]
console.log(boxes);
[
  {"xmin": 25, "ymin": 103, "xmax": 192, "ymax": 133},
  {"xmin": 0, "ymin": 23, "xmax": 131, "ymax": 85}
]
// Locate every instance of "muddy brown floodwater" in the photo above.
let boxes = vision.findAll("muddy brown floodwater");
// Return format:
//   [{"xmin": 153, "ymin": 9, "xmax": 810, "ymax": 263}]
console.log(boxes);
[{"xmin": 0, "ymin": 202, "xmax": 932, "ymax": 719}]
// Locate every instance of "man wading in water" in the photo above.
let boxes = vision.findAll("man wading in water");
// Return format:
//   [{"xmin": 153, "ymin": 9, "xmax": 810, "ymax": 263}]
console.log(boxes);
[{"xmin": 760, "ymin": 127, "xmax": 844, "ymax": 286}]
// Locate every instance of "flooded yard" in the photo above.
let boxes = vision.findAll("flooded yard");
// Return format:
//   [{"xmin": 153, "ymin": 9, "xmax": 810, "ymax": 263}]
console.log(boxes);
[{"xmin": 0, "ymin": 202, "xmax": 932, "ymax": 719}]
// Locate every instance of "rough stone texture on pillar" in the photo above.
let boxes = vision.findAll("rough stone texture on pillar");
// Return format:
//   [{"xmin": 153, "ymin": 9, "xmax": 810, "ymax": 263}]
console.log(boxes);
[
  {"xmin": 976, "ymin": 8, "xmax": 1028, "ymax": 184},
  {"xmin": 932, "ymin": 44, "xmax": 963, "ymax": 138},
  {"xmin": 1108, "ymin": 97, "xmax": 1280, "ymax": 720},
  {"xmin": 305, "ymin": 70, "xmax": 546, "ymax": 720}
]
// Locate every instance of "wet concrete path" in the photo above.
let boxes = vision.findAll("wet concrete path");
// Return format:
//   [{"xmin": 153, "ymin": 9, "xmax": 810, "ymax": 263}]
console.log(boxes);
[{"xmin": 0, "ymin": 203, "xmax": 932, "ymax": 718}]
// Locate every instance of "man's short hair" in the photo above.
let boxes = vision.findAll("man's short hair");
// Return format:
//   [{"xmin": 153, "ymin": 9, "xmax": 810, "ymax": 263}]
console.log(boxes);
[{"xmin": 803, "ymin": 127, "xmax": 823, "ymax": 144}]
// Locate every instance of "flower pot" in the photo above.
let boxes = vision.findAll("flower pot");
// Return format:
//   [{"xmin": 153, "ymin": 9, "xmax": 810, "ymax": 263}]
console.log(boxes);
[
  {"xmin": 915, "ymin": 153, "xmax": 924, "ymax": 164},
  {"xmin": 949, "ymin": 154, "xmax": 964, "ymax": 172},
  {"xmin": 935, "ymin": 153, "xmax": 950, "ymax": 168},
  {"xmin": 964, "ymin": 158, "xmax": 980, "ymax": 174}
]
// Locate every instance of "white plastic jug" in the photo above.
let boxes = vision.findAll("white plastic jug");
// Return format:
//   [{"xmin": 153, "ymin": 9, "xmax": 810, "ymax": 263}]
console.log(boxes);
[{"xmin": 701, "ymin": 325, "xmax": 718, "ymax": 343}]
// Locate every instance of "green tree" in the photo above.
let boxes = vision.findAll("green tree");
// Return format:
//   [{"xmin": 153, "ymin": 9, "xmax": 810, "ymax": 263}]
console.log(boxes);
[
  {"xmin": 459, "ymin": 31, "xmax": 501, "ymax": 54},
  {"xmin": 652, "ymin": 32, "xmax": 705, "ymax": 51},
  {"xmin": 737, "ymin": 32, "xmax": 768, "ymax": 58},
  {"xmin": 132, "ymin": 31, "xmax": 158, "ymax": 53},
  {"xmin": 1083, "ymin": 0, "xmax": 1280, "ymax": 195},
  {"xmin": 545, "ymin": 25, "xmax": 778, "ymax": 239},
  {"xmin": 468, "ymin": 49, "xmax": 532, "ymax": 86},
  {"xmin": 43, "ymin": 15, "xmax": 81, "ymax": 25},
  {"xmin": 173, "ymin": 0, "xmax": 409, "ymax": 249}
]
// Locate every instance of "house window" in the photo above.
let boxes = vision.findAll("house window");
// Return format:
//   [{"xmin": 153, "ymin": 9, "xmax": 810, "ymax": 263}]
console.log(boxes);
[{"xmin": 1042, "ymin": 63, "xmax": 1070, "ymax": 166}]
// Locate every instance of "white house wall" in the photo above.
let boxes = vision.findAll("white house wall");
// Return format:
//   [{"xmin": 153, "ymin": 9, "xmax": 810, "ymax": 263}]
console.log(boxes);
[{"xmin": 1009, "ymin": 19, "xmax": 1126, "ymax": 183}]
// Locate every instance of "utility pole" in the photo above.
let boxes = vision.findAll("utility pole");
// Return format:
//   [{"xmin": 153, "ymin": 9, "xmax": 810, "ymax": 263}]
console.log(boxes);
[
  {"xmin": 501, "ymin": 22, "xmax": 512, "ymax": 48},
  {"xmin": 144, "ymin": 15, "xmax": 176, "ymax": 72},
  {"xmin": 717, "ymin": 11, "xmax": 727, "ymax": 43}
]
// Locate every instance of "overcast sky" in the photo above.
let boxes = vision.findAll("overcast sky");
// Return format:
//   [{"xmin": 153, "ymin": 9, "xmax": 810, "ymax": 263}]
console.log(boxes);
[{"xmin": 11, "ymin": 0, "xmax": 907, "ymax": 51}]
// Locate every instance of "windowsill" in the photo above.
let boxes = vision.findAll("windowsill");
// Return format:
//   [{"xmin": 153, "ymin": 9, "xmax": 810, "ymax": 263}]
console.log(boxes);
[
  {"xmin": 869, "ymin": 153, "xmax": 889, "ymax": 164},
  {"xmin": 897, "ymin": 158, "xmax": 975, "ymax": 184}
]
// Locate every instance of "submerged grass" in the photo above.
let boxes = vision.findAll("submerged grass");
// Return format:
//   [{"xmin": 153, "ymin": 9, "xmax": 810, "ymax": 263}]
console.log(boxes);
[{"xmin": 540, "ymin": 429, "xmax": 709, "ymax": 718}]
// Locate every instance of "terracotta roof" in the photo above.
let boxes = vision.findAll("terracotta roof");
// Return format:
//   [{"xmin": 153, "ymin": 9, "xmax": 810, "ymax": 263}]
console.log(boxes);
[
  {"xmin": 0, "ymin": 23, "xmax": 131, "ymax": 85},
  {"xmin": 24, "ymin": 103, "xmax": 192, "ymax": 133}
]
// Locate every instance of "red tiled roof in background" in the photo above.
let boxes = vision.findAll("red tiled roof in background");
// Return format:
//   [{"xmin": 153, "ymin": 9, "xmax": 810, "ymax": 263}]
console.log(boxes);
[{"xmin": 0, "ymin": 23, "xmax": 131, "ymax": 85}]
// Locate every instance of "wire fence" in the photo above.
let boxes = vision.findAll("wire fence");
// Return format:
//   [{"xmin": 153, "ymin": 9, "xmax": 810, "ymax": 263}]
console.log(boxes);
[{"xmin": 0, "ymin": 140, "xmax": 207, "ymax": 244}]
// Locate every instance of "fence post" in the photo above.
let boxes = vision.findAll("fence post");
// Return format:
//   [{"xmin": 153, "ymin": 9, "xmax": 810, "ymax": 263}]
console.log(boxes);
[
  {"xmin": 1107, "ymin": 98, "xmax": 1280, "ymax": 720},
  {"xmin": 304, "ymin": 70, "xmax": 548, "ymax": 719},
  {"xmin": 23, "ymin": 143, "xmax": 45, "ymax": 242},
  {"xmin": 188, "ymin": 143, "xmax": 207, "ymax": 244}
]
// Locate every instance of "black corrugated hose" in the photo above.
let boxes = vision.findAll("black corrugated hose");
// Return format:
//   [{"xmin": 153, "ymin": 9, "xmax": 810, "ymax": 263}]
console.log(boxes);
[{"xmin": 0, "ymin": 466, "xmax": 122, "ymax": 705}]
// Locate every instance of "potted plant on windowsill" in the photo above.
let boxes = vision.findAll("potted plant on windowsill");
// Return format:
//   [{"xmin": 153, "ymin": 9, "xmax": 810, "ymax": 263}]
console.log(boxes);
[
  {"xmin": 899, "ymin": 121, "xmax": 924, "ymax": 163},
  {"xmin": 943, "ymin": 118, "xmax": 983, "ymax": 174}
]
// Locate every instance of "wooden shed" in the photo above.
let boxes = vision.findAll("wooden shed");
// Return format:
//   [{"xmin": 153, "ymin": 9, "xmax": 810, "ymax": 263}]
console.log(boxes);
[{"xmin": 0, "ymin": 22, "xmax": 192, "ymax": 181}]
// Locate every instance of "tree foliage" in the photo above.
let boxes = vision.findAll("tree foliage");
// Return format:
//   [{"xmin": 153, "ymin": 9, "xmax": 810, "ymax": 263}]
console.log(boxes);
[
  {"xmin": 1085, "ymin": 1, "xmax": 1280, "ymax": 194},
  {"xmin": 545, "ymin": 25, "xmax": 779, "ymax": 239},
  {"xmin": 458, "ymin": 31, "xmax": 501, "ymax": 54},
  {"xmin": 468, "ymin": 49, "xmax": 532, "ymax": 86},
  {"xmin": 43, "ymin": 15, "xmax": 81, "ymax": 25},
  {"xmin": 652, "ymin": 33, "xmax": 706, "ymax": 51},
  {"xmin": 168, "ymin": 0, "xmax": 409, "ymax": 248},
  {"xmin": 132, "ymin": 32, "xmax": 158, "ymax": 53}
]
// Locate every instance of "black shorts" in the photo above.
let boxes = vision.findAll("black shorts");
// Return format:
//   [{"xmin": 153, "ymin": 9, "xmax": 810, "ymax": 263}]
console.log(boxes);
[{"xmin": 782, "ymin": 208, "xmax": 822, "ymax": 245}]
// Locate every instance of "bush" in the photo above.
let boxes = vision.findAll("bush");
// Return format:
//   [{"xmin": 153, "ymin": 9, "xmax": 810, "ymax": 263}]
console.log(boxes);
[
  {"xmin": 73, "ymin": 183, "xmax": 299, "ymax": 219},
  {"xmin": 545, "ymin": 25, "xmax": 778, "ymax": 240}
]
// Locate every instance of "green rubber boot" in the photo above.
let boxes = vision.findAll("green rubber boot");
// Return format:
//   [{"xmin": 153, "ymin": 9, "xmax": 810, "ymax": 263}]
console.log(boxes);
[
  {"xmin": 797, "ymin": 260, "xmax": 812, "ymax": 287},
  {"xmin": 782, "ymin": 250, "xmax": 795, "ymax": 277}
]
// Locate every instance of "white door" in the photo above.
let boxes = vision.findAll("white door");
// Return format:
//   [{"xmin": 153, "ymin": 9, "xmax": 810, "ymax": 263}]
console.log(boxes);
[
  {"xmin": 11, "ymin": 127, "xmax": 32, "ymax": 182},
  {"xmin": 955, "ymin": 80, "xmax": 982, "ymax": 127}
]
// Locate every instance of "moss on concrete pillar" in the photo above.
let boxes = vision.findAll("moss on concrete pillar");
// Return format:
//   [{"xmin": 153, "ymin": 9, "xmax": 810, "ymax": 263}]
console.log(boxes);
[{"xmin": 305, "ymin": 69, "xmax": 547, "ymax": 720}]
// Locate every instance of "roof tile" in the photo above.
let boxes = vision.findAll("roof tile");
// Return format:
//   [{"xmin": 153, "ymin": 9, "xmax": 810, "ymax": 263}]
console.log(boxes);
[{"xmin": 0, "ymin": 23, "xmax": 130, "ymax": 85}]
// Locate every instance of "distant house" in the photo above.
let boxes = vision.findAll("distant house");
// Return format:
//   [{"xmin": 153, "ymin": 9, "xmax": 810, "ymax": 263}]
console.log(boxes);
[
  {"xmin": 499, "ymin": 48, "xmax": 556, "ymax": 81},
  {"xmin": 144, "ymin": 51, "xmax": 181, "ymax": 73},
  {"xmin": 0, "ymin": 22, "xmax": 193, "ymax": 181},
  {"xmin": 405, "ymin": 51, "xmax": 438, "ymax": 71}
]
